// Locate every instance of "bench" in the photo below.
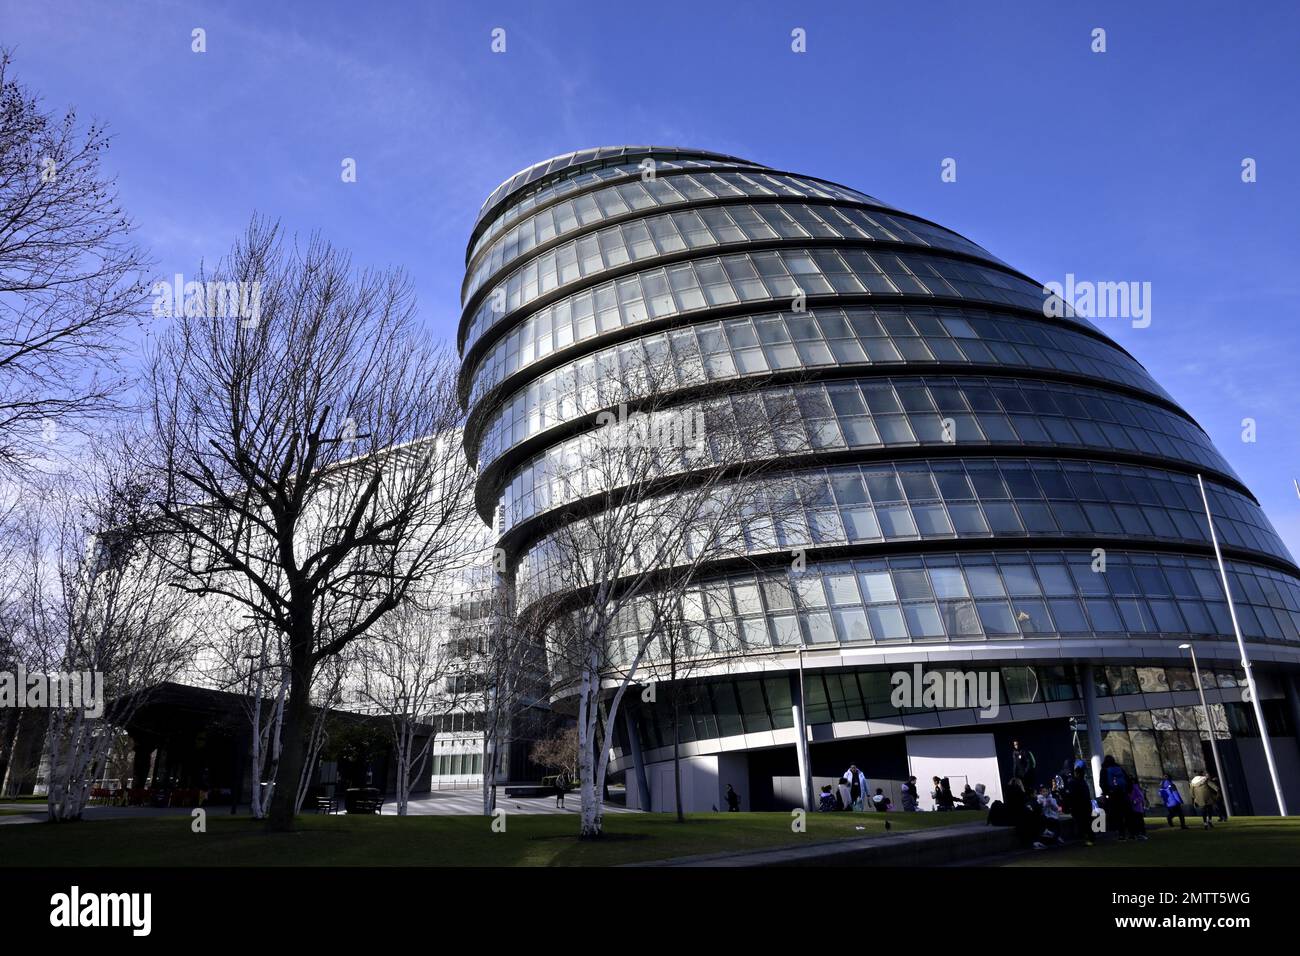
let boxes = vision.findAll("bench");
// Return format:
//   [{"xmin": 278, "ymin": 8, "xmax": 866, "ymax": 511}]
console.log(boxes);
[{"xmin": 504, "ymin": 785, "xmax": 551, "ymax": 799}]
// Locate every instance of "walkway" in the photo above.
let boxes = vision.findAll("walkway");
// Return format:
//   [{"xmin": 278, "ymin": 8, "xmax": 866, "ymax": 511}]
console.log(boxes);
[
  {"xmin": 1, "ymin": 790, "xmax": 636, "ymax": 822},
  {"xmin": 633, "ymin": 819, "xmax": 1018, "ymax": 867},
  {"xmin": 383, "ymin": 789, "xmax": 636, "ymax": 816}
]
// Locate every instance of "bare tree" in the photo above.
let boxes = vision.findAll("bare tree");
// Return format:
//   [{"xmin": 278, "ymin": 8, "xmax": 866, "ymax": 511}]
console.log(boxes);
[
  {"xmin": 356, "ymin": 599, "xmax": 462, "ymax": 815},
  {"xmin": 530, "ymin": 725, "xmax": 578, "ymax": 780},
  {"xmin": 147, "ymin": 218, "xmax": 478, "ymax": 830},
  {"xmin": 635, "ymin": 586, "xmax": 746, "ymax": 821},
  {"xmin": 511, "ymin": 340, "xmax": 812, "ymax": 837},
  {"xmin": 0, "ymin": 494, "xmax": 34, "ymax": 793},
  {"xmin": 469, "ymin": 566, "xmax": 544, "ymax": 815},
  {"xmin": 0, "ymin": 50, "xmax": 148, "ymax": 475},
  {"xmin": 13, "ymin": 437, "xmax": 199, "ymax": 821},
  {"xmin": 295, "ymin": 652, "xmax": 348, "ymax": 814}
]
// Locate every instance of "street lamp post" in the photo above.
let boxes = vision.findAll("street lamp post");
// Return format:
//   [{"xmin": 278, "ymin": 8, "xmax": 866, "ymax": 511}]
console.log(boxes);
[
  {"xmin": 792, "ymin": 643, "xmax": 813, "ymax": 812},
  {"xmin": 1197, "ymin": 474, "xmax": 1288, "ymax": 815},
  {"xmin": 1178, "ymin": 642, "xmax": 1230, "ymax": 819}
]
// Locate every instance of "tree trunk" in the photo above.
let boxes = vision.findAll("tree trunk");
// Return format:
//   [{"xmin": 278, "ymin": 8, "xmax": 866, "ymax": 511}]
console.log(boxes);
[
  {"xmin": 480, "ymin": 728, "xmax": 493, "ymax": 815},
  {"xmin": 673, "ymin": 694, "xmax": 683, "ymax": 823},
  {"xmin": 576, "ymin": 665, "xmax": 601, "ymax": 838},
  {"xmin": 1, "ymin": 711, "xmax": 22, "ymax": 797},
  {"xmin": 0, "ymin": 708, "xmax": 19, "ymax": 795},
  {"xmin": 578, "ymin": 739, "xmax": 600, "ymax": 837},
  {"xmin": 267, "ymin": 659, "xmax": 313, "ymax": 831}
]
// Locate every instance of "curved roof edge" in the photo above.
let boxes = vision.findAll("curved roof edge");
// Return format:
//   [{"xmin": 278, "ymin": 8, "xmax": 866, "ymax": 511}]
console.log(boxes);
[{"xmin": 471, "ymin": 145, "xmax": 762, "ymax": 237}]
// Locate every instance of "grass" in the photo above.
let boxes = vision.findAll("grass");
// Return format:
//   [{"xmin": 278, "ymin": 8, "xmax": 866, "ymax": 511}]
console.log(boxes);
[
  {"xmin": 4, "ymin": 809, "xmax": 1294, "ymax": 866},
  {"xmin": 1001, "ymin": 816, "xmax": 1300, "ymax": 867},
  {"xmin": 0, "ymin": 808, "xmax": 962, "ymax": 867}
]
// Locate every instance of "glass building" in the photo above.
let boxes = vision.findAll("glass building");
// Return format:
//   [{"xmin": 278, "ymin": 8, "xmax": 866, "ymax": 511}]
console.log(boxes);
[{"xmin": 458, "ymin": 146, "xmax": 1300, "ymax": 814}]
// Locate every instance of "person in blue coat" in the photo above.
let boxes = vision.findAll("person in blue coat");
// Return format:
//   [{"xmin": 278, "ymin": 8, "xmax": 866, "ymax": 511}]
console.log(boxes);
[{"xmin": 1159, "ymin": 774, "xmax": 1189, "ymax": 829}]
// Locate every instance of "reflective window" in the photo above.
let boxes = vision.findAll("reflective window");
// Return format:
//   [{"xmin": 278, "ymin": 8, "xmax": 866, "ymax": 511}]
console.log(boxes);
[
  {"xmin": 465, "ymin": 171, "xmax": 935, "ymax": 300},
  {"xmin": 542, "ymin": 548, "xmax": 1300, "ymax": 652},
  {"xmin": 469, "ymin": 304, "xmax": 1171, "ymax": 452},
  {"xmin": 497, "ymin": 387, "xmax": 1258, "ymax": 556},
  {"xmin": 462, "ymin": 244, "xmax": 1097, "ymax": 361}
]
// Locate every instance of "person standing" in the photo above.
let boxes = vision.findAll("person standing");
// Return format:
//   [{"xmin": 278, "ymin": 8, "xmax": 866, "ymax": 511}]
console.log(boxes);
[
  {"xmin": 836, "ymin": 775, "xmax": 852, "ymax": 811},
  {"xmin": 1209, "ymin": 773, "xmax": 1228, "ymax": 822},
  {"xmin": 1128, "ymin": 779, "xmax": 1149, "ymax": 841},
  {"xmin": 1191, "ymin": 772, "xmax": 1220, "ymax": 828},
  {"xmin": 1010, "ymin": 739, "xmax": 1036, "ymax": 788},
  {"xmin": 842, "ymin": 764, "xmax": 869, "ymax": 811},
  {"xmin": 937, "ymin": 777, "xmax": 956, "ymax": 811},
  {"xmin": 901, "ymin": 775, "xmax": 920, "ymax": 812},
  {"xmin": 1100, "ymin": 755, "xmax": 1134, "ymax": 840},
  {"xmin": 725, "ymin": 783, "xmax": 741, "ymax": 812},
  {"xmin": 1159, "ymin": 774, "xmax": 1189, "ymax": 829},
  {"xmin": 1065, "ymin": 765, "xmax": 1095, "ymax": 846}
]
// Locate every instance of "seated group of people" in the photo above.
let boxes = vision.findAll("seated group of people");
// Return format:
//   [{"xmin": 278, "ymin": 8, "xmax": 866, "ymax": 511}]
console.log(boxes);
[
  {"xmin": 994, "ymin": 756, "xmax": 1152, "ymax": 850},
  {"xmin": 817, "ymin": 765, "xmax": 894, "ymax": 812},
  {"xmin": 816, "ymin": 768, "xmax": 994, "ymax": 814},
  {"xmin": 930, "ymin": 776, "xmax": 990, "ymax": 812}
]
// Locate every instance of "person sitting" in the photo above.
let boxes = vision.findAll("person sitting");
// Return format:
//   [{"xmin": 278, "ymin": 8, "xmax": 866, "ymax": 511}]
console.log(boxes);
[
  {"xmin": 961, "ymin": 784, "xmax": 982, "ymax": 810},
  {"xmin": 871, "ymin": 788, "xmax": 892, "ymax": 811},
  {"xmin": 818, "ymin": 785, "xmax": 837, "ymax": 812},
  {"xmin": 973, "ymin": 783, "xmax": 991, "ymax": 809},
  {"xmin": 1036, "ymin": 785, "xmax": 1066, "ymax": 821},
  {"xmin": 1005, "ymin": 777, "xmax": 1058, "ymax": 849}
]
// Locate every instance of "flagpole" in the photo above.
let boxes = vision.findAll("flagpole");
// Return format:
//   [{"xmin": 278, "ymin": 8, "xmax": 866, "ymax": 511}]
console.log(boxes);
[{"xmin": 1197, "ymin": 474, "xmax": 1288, "ymax": 815}]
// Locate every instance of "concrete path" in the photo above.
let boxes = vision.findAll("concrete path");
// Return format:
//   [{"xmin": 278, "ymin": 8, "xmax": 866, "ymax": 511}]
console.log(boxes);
[
  {"xmin": 0, "ymin": 803, "xmax": 198, "ymax": 825},
  {"xmin": 380, "ymin": 789, "xmax": 636, "ymax": 816},
  {"xmin": 0, "ymin": 791, "xmax": 636, "ymax": 823},
  {"xmin": 633, "ymin": 820, "xmax": 1019, "ymax": 867}
]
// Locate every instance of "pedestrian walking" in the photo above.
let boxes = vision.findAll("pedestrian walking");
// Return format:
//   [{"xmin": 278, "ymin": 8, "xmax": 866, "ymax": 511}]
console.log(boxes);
[
  {"xmin": 1191, "ymin": 772, "xmax": 1220, "ymax": 828},
  {"xmin": 1159, "ymin": 774, "xmax": 1189, "ymax": 829}
]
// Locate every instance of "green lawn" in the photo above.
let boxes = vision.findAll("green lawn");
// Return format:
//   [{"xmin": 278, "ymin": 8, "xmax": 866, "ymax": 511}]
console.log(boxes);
[
  {"xmin": 5, "ymin": 810, "xmax": 1294, "ymax": 866},
  {"xmin": 1002, "ymin": 816, "xmax": 1300, "ymax": 867},
  {"xmin": 0, "ymin": 809, "xmax": 961, "ymax": 867}
]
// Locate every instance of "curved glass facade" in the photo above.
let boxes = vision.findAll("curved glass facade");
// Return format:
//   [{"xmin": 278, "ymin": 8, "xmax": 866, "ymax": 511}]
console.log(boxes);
[
  {"xmin": 469, "ymin": 304, "xmax": 1174, "ymax": 466},
  {"xmin": 464, "ymin": 170, "xmax": 892, "ymax": 301},
  {"xmin": 487, "ymin": 375, "xmax": 1237, "ymax": 521},
  {"xmin": 592, "ymin": 549, "xmax": 1300, "ymax": 656},
  {"xmin": 459, "ymin": 146, "xmax": 1300, "ymax": 693},
  {"xmin": 460, "ymin": 243, "xmax": 1095, "ymax": 380}
]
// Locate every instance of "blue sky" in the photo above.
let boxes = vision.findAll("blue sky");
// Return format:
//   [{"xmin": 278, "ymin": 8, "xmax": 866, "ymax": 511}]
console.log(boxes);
[{"xmin": 6, "ymin": 0, "xmax": 1300, "ymax": 554}]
